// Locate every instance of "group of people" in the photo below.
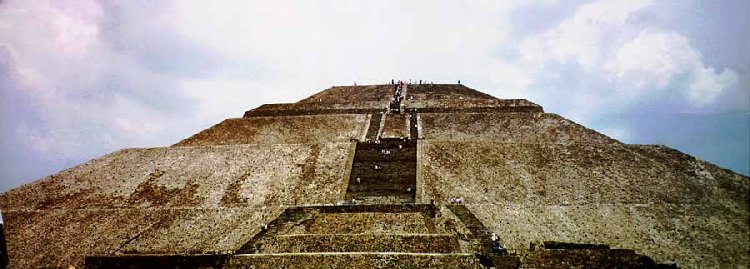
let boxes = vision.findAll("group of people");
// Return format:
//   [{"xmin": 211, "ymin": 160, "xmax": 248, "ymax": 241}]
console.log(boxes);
[
  {"xmin": 389, "ymin": 81, "xmax": 404, "ymax": 114},
  {"xmin": 390, "ymin": 79, "xmax": 442, "ymax": 85}
]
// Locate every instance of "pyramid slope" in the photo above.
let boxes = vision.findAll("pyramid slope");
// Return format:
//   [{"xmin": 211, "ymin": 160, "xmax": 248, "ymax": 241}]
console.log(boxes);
[
  {"xmin": 418, "ymin": 141, "xmax": 748, "ymax": 267},
  {"xmin": 0, "ymin": 83, "xmax": 747, "ymax": 268}
]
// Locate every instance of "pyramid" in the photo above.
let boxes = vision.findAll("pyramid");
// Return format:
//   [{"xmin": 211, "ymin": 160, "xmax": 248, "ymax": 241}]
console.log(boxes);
[{"xmin": 0, "ymin": 83, "xmax": 747, "ymax": 268}]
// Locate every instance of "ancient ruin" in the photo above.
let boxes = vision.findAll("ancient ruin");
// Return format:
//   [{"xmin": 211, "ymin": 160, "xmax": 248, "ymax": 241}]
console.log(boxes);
[{"xmin": 0, "ymin": 83, "xmax": 747, "ymax": 268}]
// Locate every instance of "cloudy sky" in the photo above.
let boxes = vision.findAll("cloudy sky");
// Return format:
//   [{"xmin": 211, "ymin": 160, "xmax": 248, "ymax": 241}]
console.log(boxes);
[{"xmin": 1, "ymin": 0, "xmax": 748, "ymax": 191}]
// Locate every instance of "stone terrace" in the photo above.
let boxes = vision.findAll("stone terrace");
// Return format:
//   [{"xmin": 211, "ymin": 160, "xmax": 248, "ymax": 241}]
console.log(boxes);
[
  {"xmin": 175, "ymin": 115, "xmax": 369, "ymax": 146},
  {"xmin": 419, "ymin": 112, "xmax": 617, "ymax": 144},
  {"xmin": 406, "ymin": 84, "xmax": 497, "ymax": 100},
  {"xmin": 299, "ymin": 85, "xmax": 394, "ymax": 103}
]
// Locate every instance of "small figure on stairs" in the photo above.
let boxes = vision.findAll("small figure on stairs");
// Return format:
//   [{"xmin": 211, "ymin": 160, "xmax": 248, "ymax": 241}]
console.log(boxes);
[{"xmin": 491, "ymin": 232, "xmax": 508, "ymax": 255}]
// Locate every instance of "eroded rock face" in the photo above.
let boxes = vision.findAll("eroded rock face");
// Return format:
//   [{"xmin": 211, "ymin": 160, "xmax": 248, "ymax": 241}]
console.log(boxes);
[{"xmin": 0, "ymin": 83, "xmax": 747, "ymax": 268}]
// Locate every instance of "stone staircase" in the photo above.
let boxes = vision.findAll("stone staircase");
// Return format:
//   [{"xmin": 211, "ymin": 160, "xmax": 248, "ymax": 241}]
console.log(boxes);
[
  {"xmin": 228, "ymin": 204, "xmax": 482, "ymax": 268},
  {"xmin": 345, "ymin": 139, "xmax": 417, "ymax": 204}
]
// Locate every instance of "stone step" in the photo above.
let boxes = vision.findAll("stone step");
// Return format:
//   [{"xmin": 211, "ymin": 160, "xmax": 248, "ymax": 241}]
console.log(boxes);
[
  {"xmin": 346, "ymin": 183, "xmax": 416, "ymax": 194},
  {"xmin": 347, "ymin": 173, "xmax": 416, "ymax": 185},
  {"xmin": 353, "ymin": 148, "xmax": 416, "ymax": 162},
  {"xmin": 346, "ymin": 190, "xmax": 415, "ymax": 200},
  {"xmin": 311, "ymin": 204, "xmax": 435, "ymax": 214},
  {"xmin": 226, "ymin": 253, "xmax": 482, "ymax": 269},
  {"xmin": 356, "ymin": 140, "xmax": 416, "ymax": 150},
  {"xmin": 258, "ymin": 234, "xmax": 460, "ymax": 254},
  {"xmin": 343, "ymin": 195, "xmax": 415, "ymax": 205},
  {"xmin": 286, "ymin": 212, "xmax": 432, "ymax": 235},
  {"xmin": 350, "ymin": 162, "xmax": 416, "ymax": 175}
]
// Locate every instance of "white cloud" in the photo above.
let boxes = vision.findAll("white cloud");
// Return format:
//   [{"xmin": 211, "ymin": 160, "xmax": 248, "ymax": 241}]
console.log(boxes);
[
  {"xmin": 607, "ymin": 30, "xmax": 697, "ymax": 89},
  {"xmin": 688, "ymin": 66, "xmax": 738, "ymax": 106},
  {"xmin": 483, "ymin": 61, "xmax": 532, "ymax": 98},
  {"xmin": 0, "ymin": 0, "xmax": 197, "ymax": 158},
  {"xmin": 518, "ymin": 0, "xmax": 739, "ymax": 113},
  {"xmin": 607, "ymin": 29, "xmax": 738, "ymax": 106},
  {"xmin": 520, "ymin": 0, "xmax": 654, "ymax": 69}
]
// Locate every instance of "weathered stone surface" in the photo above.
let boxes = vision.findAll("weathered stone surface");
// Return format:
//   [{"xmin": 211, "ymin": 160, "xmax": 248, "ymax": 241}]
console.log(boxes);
[
  {"xmin": 175, "ymin": 115, "xmax": 368, "ymax": 146},
  {"xmin": 0, "ymin": 143, "xmax": 351, "ymax": 268},
  {"xmin": 420, "ymin": 112, "xmax": 616, "ymax": 144},
  {"xmin": 419, "ymin": 140, "xmax": 749, "ymax": 267},
  {"xmin": 1, "ymin": 143, "xmax": 351, "ymax": 210},
  {"xmin": 2, "ymin": 208, "xmax": 281, "ymax": 269},
  {"xmin": 116, "ymin": 208, "xmax": 283, "ymax": 255}
]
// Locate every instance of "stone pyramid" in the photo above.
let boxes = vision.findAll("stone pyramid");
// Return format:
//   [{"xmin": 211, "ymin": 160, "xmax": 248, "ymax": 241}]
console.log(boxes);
[{"xmin": 0, "ymin": 83, "xmax": 747, "ymax": 268}]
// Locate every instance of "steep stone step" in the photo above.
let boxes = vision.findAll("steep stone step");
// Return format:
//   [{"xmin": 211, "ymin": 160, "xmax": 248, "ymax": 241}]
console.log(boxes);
[
  {"xmin": 291, "ymin": 212, "xmax": 431, "ymax": 235},
  {"xmin": 346, "ymin": 138, "xmax": 417, "ymax": 200},
  {"xmin": 355, "ymin": 140, "xmax": 416, "ymax": 150},
  {"xmin": 311, "ymin": 204, "xmax": 435, "ymax": 214},
  {"xmin": 347, "ymin": 174, "xmax": 418, "ymax": 186},
  {"xmin": 258, "ymin": 234, "xmax": 460, "ymax": 254},
  {"xmin": 346, "ymin": 191, "xmax": 415, "ymax": 201},
  {"xmin": 346, "ymin": 195, "xmax": 416, "ymax": 205},
  {"xmin": 346, "ymin": 184, "xmax": 416, "ymax": 195},
  {"xmin": 226, "ymin": 253, "xmax": 482, "ymax": 269},
  {"xmin": 350, "ymin": 162, "xmax": 416, "ymax": 175},
  {"xmin": 353, "ymin": 148, "xmax": 416, "ymax": 162}
]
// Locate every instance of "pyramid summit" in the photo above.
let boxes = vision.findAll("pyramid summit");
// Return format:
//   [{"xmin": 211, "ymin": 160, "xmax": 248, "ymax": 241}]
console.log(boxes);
[{"xmin": 0, "ymin": 82, "xmax": 747, "ymax": 268}]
